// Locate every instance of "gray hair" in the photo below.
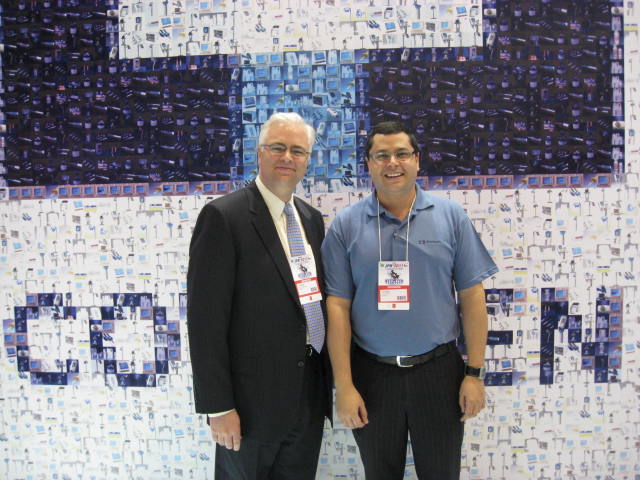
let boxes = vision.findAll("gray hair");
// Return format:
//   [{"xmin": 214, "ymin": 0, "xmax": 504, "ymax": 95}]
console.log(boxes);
[{"xmin": 258, "ymin": 112, "xmax": 315, "ymax": 147}]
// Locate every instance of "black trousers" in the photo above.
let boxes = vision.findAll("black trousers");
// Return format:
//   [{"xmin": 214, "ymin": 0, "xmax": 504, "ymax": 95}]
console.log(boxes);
[
  {"xmin": 351, "ymin": 345, "xmax": 465, "ymax": 480},
  {"xmin": 214, "ymin": 353, "xmax": 325, "ymax": 480}
]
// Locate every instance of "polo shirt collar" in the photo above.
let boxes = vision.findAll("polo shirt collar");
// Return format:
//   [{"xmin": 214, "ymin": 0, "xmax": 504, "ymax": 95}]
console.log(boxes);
[{"xmin": 365, "ymin": 185, "xmax": 434, "ymax": 218}]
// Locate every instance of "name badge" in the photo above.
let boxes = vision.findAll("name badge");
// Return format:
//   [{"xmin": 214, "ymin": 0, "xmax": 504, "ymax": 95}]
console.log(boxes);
[
  {"xmin": 290, "ymin": 254, "xmax": 322, "ymax": 304},
  {"xmin": 378, "ymin": 261, "xmax": 410, "ymax": 310}
]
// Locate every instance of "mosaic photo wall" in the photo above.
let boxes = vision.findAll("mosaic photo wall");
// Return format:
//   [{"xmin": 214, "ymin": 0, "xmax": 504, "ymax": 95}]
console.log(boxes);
[{"xmin": 0, "ymin": 1, "xmax": 639, "ymax": 479}]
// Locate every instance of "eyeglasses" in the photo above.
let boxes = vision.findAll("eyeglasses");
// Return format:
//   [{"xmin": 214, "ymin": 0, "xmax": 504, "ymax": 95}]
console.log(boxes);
[
  {"xmin": 369, "ymin": 150, "xmax": 416, "ymax": 164},
  {"xmin": 260, "ymin": 143, "xmax": 311, "ymax": 159}
]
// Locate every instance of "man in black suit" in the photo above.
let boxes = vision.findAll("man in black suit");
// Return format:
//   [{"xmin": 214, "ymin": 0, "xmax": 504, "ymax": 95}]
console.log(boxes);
[{"xmin": 187, "ymin": 112, "xmax": 332, "ymax": 479}]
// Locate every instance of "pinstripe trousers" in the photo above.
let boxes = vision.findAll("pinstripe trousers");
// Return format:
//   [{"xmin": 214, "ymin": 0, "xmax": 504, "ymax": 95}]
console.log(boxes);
[{"xmin": 351, "ymin": 345, "xmax": 466, "ymax": 480}]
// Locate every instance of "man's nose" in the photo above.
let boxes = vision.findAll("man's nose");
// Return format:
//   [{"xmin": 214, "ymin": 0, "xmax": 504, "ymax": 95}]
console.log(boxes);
[
  {"xmin": 387, "ymin": 155, "xmax": 401, "ymax": 166},
  {"xmin": 282, "ymin": 148, "xmax": 294, "ymax": 160}
]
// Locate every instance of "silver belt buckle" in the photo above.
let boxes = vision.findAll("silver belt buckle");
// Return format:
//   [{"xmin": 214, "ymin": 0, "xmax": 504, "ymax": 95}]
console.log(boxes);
[{"xmin": 396, "ymin": 355, "xmax": 413, "ymax": 367}]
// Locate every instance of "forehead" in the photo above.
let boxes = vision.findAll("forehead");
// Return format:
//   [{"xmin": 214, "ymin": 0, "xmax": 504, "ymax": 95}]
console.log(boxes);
[
  {"xmin": 370, "ymin": 132, "xmax": 412, "ymax": 151},
  {"xmin": 265, "ymin": 122, "xmax": 310, "ymax": 146}
]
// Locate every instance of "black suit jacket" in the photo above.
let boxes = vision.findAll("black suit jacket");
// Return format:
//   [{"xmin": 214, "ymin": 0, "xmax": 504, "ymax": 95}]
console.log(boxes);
[{"xmin": 187, "ymin": 182, "xmax": 332, "ymax": 443}]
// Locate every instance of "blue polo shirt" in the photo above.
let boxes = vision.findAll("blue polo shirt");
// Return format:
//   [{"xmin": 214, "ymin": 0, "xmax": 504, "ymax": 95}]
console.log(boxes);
[{"xmin": 321, "ymin": 187, "xmax": 498, "ymax": 356}]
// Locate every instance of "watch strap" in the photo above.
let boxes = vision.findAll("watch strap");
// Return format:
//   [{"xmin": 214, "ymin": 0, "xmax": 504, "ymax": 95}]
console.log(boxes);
[{"xmin": 464, "ymin": 364, "xmax": 486, "ymax": 380}]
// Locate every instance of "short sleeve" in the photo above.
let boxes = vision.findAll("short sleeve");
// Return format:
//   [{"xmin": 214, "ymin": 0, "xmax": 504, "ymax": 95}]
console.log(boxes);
[
  {"xmin": 321, "ymin": 216, "xmax": 355, "ymax": 300},
  {"xmin": 452, "ymin": 210, "xmax": 499, "ymax": 291}
]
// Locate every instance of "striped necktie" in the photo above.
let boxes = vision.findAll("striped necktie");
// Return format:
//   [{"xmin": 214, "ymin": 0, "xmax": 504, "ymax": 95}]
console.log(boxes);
[{"xmin": 283, "ymin": 203, "xmax": 325, "ymax": 352}]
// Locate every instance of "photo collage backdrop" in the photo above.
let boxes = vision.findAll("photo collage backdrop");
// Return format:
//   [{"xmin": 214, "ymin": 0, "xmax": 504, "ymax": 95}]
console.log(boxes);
[
  {"xmin": 0, "ymin": 0, "xmax": 624, "ymax": 192},
  {"xmin": 0, "ymin": 1, "xmax": 639, "ymax": 479}
]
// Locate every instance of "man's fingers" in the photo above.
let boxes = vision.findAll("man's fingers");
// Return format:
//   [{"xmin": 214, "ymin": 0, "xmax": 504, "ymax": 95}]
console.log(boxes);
[
  {"xmin": 210, "ymin": 410, "xmax": 242, "ymax": 448},
  {"xmin": 216, "ymin": 435, "xmax": 240, "ymax": 452},
  {"xmin": 359, "ymin": 404, "xmax": 369, "ymax": 425},
  {"xmin": 337, "ymin": 388, "xmax": 369, "ymax": 429},
  {"xmin": 460, "ymin": 407, "xmax": 474, "ymax": 421},
  {"xmin": 341, "ymin": 410, "xmax": 368, "ymax": 429},
  {"xmin": 232, "ymin": 432, "xmax": 242, "ymax": 451},
  {"xmin": 340, "ymin": 413, "xmax": 364, "ymax": 429},
  {"xmin": 460, "ymin": 400, "xmax": 485, "ymax": 421},
  {"xmin": 340, "ymin": 414, "xmax": 355, "ymax": 429}
]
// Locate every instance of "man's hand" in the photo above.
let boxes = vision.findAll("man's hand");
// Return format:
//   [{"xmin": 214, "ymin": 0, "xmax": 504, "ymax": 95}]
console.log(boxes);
[
  {"xmin": 459, "ymin": 376, "xmax": 486, "ymax": 421},
  {"xmin": 210, "ymin": 409, "xmax": 242, "ymax": 451},
  {"xmin": 336, "ymin": 385, "xmax": 369, "ymax": 429}
]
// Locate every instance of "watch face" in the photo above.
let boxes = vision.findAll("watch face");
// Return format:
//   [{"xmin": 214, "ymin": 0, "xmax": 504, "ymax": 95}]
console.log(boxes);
[{"xmin": 465, "ymin": 365, "xmax": 486, "ymax": 379}]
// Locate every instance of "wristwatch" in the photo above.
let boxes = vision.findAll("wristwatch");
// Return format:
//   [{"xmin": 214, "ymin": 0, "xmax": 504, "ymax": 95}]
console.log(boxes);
[{"xmin": 464, "ymin": 365, "xmax": 486, "ymax": 380}]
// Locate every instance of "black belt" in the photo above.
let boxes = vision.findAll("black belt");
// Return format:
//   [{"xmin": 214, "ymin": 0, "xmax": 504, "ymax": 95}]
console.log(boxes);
[{"xmin": 357, "ymin": 340, "xmax": 456, "ymax": 368}]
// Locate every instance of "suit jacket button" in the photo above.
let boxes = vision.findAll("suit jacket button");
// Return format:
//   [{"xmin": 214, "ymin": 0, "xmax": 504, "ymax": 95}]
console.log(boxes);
[{"xmin": 297, "ymin": 361, "xmax": 305, "ymax": 368}]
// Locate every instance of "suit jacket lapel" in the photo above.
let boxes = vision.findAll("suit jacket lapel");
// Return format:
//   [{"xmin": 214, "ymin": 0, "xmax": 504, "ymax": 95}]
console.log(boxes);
[{"xmin": 246, "ymin": 183, "xmax": 302, "ymax": 307}]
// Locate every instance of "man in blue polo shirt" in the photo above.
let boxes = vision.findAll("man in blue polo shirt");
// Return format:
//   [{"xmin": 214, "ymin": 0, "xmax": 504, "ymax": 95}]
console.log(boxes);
[{"xmin": 321, "ymin": 121, "xmax": 498, "ymax": 480}]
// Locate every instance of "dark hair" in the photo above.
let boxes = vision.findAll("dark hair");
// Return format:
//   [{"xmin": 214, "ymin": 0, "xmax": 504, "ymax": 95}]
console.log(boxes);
[{"xmin": 365, "ymin": 121, "xmax": 419, "ymax": 158}]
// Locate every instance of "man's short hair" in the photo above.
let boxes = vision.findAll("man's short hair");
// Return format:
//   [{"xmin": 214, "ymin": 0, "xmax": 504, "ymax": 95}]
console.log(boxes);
[
  {"xmin": 258, "ymin": 112, "xmax": 315, "ymax": 147},
  {"xmin": 365, "ymin": 121, "xmax": 419, "ymax": 158}
]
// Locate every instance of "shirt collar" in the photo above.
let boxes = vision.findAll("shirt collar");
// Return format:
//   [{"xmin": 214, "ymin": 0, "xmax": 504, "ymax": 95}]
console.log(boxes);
[
  {"xmin": 365, "ymin": 184, "xmax": 434, "ymax": 218},
  {"xmin": 255, "ymin": 176, "xmax": 291, "ymax": 221}
]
